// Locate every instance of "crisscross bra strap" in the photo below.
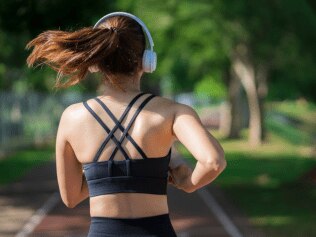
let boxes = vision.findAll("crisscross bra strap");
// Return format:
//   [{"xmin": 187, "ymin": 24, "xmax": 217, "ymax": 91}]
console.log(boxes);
[
  {"xmin": 83, "ymin": 101, "xmax": 130, "ymax": 160},
  {"xmin": 92, "ymin": 92, "xmax": 147, "ymax": 162},
  {"xmin": 108, "ymin": 94, "xmax": 156, "ymax": 161},
  {"xmin": 94, "ymin": 96, "xmax": 148, "ymax": 160},
  {"xmin": 83, "ymin": 93, "xmax": 156, "ymax": 164},
  {"xmin": 83, "ymin": 92, "xmax": 146, "ymax": 162}
]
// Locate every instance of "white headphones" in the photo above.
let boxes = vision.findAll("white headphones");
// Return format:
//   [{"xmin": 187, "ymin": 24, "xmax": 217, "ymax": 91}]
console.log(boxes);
[{"xmin": 93, "ymin": 11, "xmax": 157, "ymax": 73}]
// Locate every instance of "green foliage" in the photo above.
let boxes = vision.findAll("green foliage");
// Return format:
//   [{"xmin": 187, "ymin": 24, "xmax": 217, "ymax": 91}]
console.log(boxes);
[
  {"xmin": 194, "ymin": 73, "xmax": 227, "ymax": 99},
  {"xmin": 104, "ymin": 1, "xmax": 222, "ymax": 93},
  {"xmin": 125, "ymin": 0, "xmax": 316, "ymax": 101},
  {"xmin": 0, "ymin": 0, "xmax": 316, "ymax": 102},
  {"xmin": 213, "ymin": 0, "xmax": 316, "ymax": 101},
  {"xmin": 0, "ymin": 147, "xmax": 54, "ymax": 185}
]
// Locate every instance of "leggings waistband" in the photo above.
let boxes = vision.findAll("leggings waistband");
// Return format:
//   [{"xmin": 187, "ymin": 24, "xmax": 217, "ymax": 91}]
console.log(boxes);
[
  {"xmin": 88, "ymin": 213, "xmax": 177, "ymax": 237},
  {"xmin": 91, "ymin": 213, "xmax": 170, "ymax": 222}
]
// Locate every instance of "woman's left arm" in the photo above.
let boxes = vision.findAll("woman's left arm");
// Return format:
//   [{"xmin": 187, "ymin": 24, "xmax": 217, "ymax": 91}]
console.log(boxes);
[{"xmin": 55, "ymin": 107, "xmax": 89, "ymax": 208}]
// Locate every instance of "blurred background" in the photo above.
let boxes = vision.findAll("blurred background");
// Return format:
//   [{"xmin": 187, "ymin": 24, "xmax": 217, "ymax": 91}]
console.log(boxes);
[{"xmin": 0, "ymin": 0, "xmax": 315, "ymax": 237}]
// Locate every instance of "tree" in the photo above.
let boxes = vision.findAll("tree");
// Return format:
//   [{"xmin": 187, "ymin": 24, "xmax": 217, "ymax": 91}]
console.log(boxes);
[
  {"xmin": 1, "ymin": 0, "xmax": 316, "ymax": 146},
  {"xmin": 126, "ymin": 0, "xmax": 316, "ymax": 145},
  {"xmin": 214, "ymin": 0, "xmax": 316, "ymax": 144}
]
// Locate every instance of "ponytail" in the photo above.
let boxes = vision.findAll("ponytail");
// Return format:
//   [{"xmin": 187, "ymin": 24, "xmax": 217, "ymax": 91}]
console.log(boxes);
[{"xmin": 26, "ymin": 17, "xmax": 145, "ymax": 89}]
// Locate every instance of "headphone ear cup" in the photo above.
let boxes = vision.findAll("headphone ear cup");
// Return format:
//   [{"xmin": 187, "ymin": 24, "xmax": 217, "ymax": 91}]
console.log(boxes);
[{"xmin": 142, "ymin": 49, "xmax": 157, "ymax": 73}]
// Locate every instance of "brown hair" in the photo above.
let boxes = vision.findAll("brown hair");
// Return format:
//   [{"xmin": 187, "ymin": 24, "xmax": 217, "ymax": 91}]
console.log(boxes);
[{"xmin": 26, "ymin": 16, "xmax": 146, "ymax": 89}]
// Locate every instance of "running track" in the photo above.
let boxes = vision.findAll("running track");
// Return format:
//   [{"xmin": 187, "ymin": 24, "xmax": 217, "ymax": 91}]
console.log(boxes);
[{"xmin": 0, "ymin": 148, "xmax": 263, "ymax": 237}]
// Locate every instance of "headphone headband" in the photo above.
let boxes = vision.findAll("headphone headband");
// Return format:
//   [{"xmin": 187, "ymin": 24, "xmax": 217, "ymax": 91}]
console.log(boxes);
[{"xmin": 93, "ymin": 12, "xmax": 154, "ymax": 51}]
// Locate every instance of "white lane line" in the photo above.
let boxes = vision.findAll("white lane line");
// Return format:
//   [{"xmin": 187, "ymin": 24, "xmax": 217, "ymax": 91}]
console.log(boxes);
[
  {"xmin": 15, "ymin": 192, "xmax": 60, "ymax": 237},
  {"xmin": 173, "ymin": 147, "xmax": 243, "ymax": 237},
  {"xmin": 197, "ymin": 188, "xmax": 244, "ymax": 237}
]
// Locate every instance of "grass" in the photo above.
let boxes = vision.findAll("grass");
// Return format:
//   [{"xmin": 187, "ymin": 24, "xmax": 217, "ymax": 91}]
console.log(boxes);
[
  {"xmin": 268, "ymin": 100, "xmax": 316, "ymax": 137},
  {"xmin": 177, "ymin": 109, "xmax": 316, "ymax": 237},
  {"xmin": 0, "ymin": 145, "xmax": 54, "ymax": 185},
  {"xmin": 269, "ymin": 100, "xmax": 316, "ymax": 126},
  {"xmin": 265, "ymin": 116, "xmax": 312, "ymax": 145}
]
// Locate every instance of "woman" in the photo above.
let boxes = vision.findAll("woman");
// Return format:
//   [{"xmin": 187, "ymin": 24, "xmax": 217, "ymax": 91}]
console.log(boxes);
[{"xmin": 26, "ymin": 12, "xmax": 226, "ymax": 237}]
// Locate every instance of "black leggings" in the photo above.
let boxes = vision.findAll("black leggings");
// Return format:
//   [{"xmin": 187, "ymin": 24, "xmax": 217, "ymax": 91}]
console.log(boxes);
[{"xmin": 87, "ymin": 213, "xmax": 177, "ymax": 237}]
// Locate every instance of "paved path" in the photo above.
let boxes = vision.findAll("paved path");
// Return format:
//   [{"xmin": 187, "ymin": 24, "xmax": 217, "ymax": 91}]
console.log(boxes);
[
  {"xmin": 0, "ymin": 149, "xmax": 264, "ymax": 237},
  {"xmin": 29, "ymin": 186, "xmax": 231, "ymax": 237}
]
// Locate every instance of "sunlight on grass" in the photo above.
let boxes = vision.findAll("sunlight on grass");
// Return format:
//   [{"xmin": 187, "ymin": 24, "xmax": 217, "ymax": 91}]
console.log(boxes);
[
  {"xmin": 269, "ymin": 100, "xmax": 316, "ymax": 125},
  {"xmin": 252, "ymin": 216, "xmax": 294, "ymax": 226},
  {"xmin": 266, "ymin": 117, "xmax": 312, "ymax": 145},
  {"xmin": 268, "ymin": 100, "xmax": 316, "ymax": 135},
  {"xmin": 211, "ymin": 129, "xmax": 313, "ymax": 158}
]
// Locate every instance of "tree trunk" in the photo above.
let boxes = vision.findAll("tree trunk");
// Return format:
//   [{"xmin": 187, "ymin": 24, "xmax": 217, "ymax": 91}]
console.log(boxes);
[
  {"xmin": 221, "ymin": 68, "xmax": 244, "ymax": 138},
  {"xmin": 257, "ymin": 63, "xmax": 269, "ymax": 141},
  {"xmin": 232, "ymin": 44, "xmax": 262, "ymax": 146}
]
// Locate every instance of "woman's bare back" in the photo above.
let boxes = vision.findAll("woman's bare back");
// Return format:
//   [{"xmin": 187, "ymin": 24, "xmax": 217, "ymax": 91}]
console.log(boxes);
[{"xmin": 65, "ymin": 93, "xmax": 176, "ymax": 218}]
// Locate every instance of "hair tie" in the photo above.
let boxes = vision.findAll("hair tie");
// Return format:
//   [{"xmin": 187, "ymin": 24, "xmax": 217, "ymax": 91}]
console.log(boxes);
[{"xmin": 110, "ymin": 27, "xmax": 118, "ymax": 33}]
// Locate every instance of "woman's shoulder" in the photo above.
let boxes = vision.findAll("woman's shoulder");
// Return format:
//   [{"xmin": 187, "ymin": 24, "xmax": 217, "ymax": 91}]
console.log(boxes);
[
  {"xmin": 146, "ymin": 94, "xmax": 193, "ymax": 115},
  {"xmin": 59, "ymin": 101, "xmax": 89, "ymax": 123},
  {"xmin": 152, "ymin": 95, "xmax": 196, "ymax": 114},
  {"xmin": 139, "ymin": 94, "xmax": 197, "ymax": 118}
]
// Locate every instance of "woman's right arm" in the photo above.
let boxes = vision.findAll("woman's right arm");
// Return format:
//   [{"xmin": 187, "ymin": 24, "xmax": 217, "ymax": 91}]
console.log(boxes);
[{"xmin": 171, "ymin": 103, "xmax": 226, "ymax": 193}]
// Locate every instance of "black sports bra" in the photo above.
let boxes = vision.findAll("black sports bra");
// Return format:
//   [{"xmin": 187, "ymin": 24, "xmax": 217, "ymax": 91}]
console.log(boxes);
[{"xmin": 82, "ymin": 92, "xmax": 171, "ymax": 197}]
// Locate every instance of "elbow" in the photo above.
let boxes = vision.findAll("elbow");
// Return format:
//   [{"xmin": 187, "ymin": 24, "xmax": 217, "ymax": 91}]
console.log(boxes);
[
  {"xmin": 184, "ymin": 186, "xmax": 197, "ymax": 193},
  {"xmin": 206, "ymin": 150, "xmax": 226, "ymax": 173},
  {"xmin": 61, "ymin": 196, "xmax": 78, "ymax": 209},
  {"xmin": 64, "ymin": 200, "xmax": 77, "ymax": 209}
]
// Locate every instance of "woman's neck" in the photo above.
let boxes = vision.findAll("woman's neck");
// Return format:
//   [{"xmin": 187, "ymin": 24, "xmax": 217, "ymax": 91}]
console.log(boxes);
[{"xmin": 100, "ymin": 72, "xmax": 142, "ymax": 97}]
